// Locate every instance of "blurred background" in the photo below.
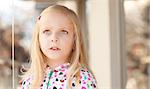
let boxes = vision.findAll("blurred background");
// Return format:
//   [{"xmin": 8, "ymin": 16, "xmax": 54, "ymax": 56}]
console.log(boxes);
[
  {"xmin": 0, "ymin": 0, "xmax": 12, "ymax": 89},
  {"xmin": 125, "ymin": 0, "xmax": 150, "ymax": 89},
  {"xmin": 0, "ymin": 0, "xmax": 149, "ymax": 89}
]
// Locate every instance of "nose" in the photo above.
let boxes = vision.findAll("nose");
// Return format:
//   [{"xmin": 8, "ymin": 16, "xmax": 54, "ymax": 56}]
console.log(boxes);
[
  {"xmin": 51, "ymin": 34, "xmax": 58, "ymax": 43},
  {"xmin": 51, "ymin": 39, "xmax": 58, "ymax": 42}
]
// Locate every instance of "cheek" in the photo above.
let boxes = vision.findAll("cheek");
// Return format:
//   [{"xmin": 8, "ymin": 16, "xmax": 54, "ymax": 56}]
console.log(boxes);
[
  {"xmin": 60, "ymin": 35, "xmax": 74, "ymax": 50},
  {"xmin": 39, "ymin": 35, "xmax": 49, "ymax": 50}
]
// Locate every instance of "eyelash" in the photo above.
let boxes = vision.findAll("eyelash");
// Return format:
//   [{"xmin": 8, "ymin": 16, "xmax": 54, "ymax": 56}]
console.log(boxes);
[
  {"xmin": 43, "ymin": 30, "xmax": 50, "ymax": 33},
  {"xmin": 42, "ymin": 29, "xmax": 69, "ymax": 35},
  {"xmin": 61, "ymin": 30, "xmax": 68, "ymax": 34}
]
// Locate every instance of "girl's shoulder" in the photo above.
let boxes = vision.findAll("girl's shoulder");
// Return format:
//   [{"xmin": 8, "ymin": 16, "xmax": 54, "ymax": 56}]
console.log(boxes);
[
  {"xmin": 79, "ymin": 66, "xmax": 97, "ymax": 89},
  {"xmin": 20, "ymin": 75, "xmax": 32, "ymax": 89}
]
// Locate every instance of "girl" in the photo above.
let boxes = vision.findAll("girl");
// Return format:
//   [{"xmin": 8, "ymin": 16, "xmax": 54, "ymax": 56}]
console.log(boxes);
[{"xmin": 21, "ymin": 5, "xmax": 97, "ymax": 89}]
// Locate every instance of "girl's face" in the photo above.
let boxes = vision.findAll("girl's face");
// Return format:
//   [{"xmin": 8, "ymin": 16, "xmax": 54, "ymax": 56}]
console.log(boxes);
[{"xmin": 39, "ymin": 11, "xmax": 74, "ymax": 63}]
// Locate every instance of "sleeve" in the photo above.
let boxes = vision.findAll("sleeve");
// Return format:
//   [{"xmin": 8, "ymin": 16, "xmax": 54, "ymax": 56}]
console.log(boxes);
[
  {"xmin": 20, "ymin": 76, "xmax": 32, "ymax": 89},
  {"xmin": 80, "ymin": 68, "xmax": 97, "ymax": 89}
]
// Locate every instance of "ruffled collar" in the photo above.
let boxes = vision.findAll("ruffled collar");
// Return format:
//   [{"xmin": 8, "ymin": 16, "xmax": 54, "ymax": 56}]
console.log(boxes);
[{"xmin": 45, "ymin": 62, "xmax": 70, "ymax": 73}]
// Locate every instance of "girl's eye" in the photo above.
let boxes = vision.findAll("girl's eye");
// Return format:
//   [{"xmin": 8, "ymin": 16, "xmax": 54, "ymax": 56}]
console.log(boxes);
[
  {"xmin": 61, "ymin": 30, "xmax": 68, "ymax": 34},
  {"xmin": 43, "ymin": 30, "xmax": 51, "ymax": 34}
]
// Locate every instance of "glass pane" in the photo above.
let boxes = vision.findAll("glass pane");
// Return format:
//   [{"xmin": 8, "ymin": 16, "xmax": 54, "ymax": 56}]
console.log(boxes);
[
  {"xmin": 124, "ymin": 0, "xmax": 150, "ymax": 89},
  {"xmin": 0, "ymin": 0, "xmax": 12, "ymax": 89},
  {"xmin": 14, "ymin": 0, "xmax": 35, "ymax": 88}
]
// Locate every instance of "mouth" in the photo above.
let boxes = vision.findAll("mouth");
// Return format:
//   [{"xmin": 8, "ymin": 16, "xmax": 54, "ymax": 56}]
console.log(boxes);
[{"xmin": 49, "ymin": 47, "xmax": 61, "ymax": 51}]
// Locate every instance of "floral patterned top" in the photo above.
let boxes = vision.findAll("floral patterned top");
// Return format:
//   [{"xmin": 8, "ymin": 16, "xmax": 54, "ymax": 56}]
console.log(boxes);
[{"xmin": 21, "ymin": 63, "xmax": 97, "ymax": 89}]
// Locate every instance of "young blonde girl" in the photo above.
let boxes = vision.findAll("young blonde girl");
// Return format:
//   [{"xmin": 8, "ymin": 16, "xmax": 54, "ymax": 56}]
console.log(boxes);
[{"xmin": 21, "ymin": 5, "xmax": 97, "ymax": 89}]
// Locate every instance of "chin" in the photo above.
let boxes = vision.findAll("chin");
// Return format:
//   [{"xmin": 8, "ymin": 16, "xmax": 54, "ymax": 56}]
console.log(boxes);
[{"xmin": 47, "ymin": 56, "xmax": 62, "ymax": 60}]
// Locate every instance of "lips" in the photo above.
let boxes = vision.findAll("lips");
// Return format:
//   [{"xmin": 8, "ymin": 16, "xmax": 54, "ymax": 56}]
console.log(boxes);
[{"xmin": 49, "ymin": 47, "xmax": 61, "ymax": 51}]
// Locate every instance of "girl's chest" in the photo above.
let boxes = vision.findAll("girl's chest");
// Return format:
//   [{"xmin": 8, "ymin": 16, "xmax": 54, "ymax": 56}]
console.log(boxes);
[{"xmin": 40, "ymin": 69, "xmax": 68, "ymax": 89}]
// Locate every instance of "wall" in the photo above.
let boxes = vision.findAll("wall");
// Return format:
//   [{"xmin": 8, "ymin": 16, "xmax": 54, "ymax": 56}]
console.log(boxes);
[{"xmin": 88, "ymin": 0, "xmax": 112, "ymax": 89}]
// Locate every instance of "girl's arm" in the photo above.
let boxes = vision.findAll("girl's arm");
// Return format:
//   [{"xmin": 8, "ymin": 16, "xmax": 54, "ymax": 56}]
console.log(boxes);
[
  {"xmin": 20, "ymin": 76, "xmax": 32, "ymax": 89},
  {"xmin": 79, "ymin": 67, "xmax": 97, "ymax": 89}
]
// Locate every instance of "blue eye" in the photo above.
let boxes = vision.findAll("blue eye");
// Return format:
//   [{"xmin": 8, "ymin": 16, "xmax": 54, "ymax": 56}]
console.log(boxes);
[{"xmin": 61, "ymin": 30, "xmax": 68, "ymax": 34}]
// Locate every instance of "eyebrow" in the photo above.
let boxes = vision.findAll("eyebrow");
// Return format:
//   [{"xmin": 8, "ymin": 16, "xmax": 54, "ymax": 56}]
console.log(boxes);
[{"xmin": 41, "ymin": 26, "xmax": 72, "ymax": 30}]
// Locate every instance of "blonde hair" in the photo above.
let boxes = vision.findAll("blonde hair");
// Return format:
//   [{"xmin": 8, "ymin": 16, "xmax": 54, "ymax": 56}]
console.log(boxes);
[{"xmin": 24, "ymin": 5, "xmax": 88, "ymax": 89}]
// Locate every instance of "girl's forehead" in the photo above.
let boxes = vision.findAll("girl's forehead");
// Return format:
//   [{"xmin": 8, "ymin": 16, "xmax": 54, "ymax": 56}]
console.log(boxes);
[{"xmin": 38, "ymin": 12, "xmax": 74, "ymax": 29}]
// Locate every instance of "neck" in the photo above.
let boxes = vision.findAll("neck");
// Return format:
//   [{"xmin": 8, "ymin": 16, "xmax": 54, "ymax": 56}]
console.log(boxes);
[{"xmin": 47, "ymin": 58, "xmax": 69, "ymax": 69}]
